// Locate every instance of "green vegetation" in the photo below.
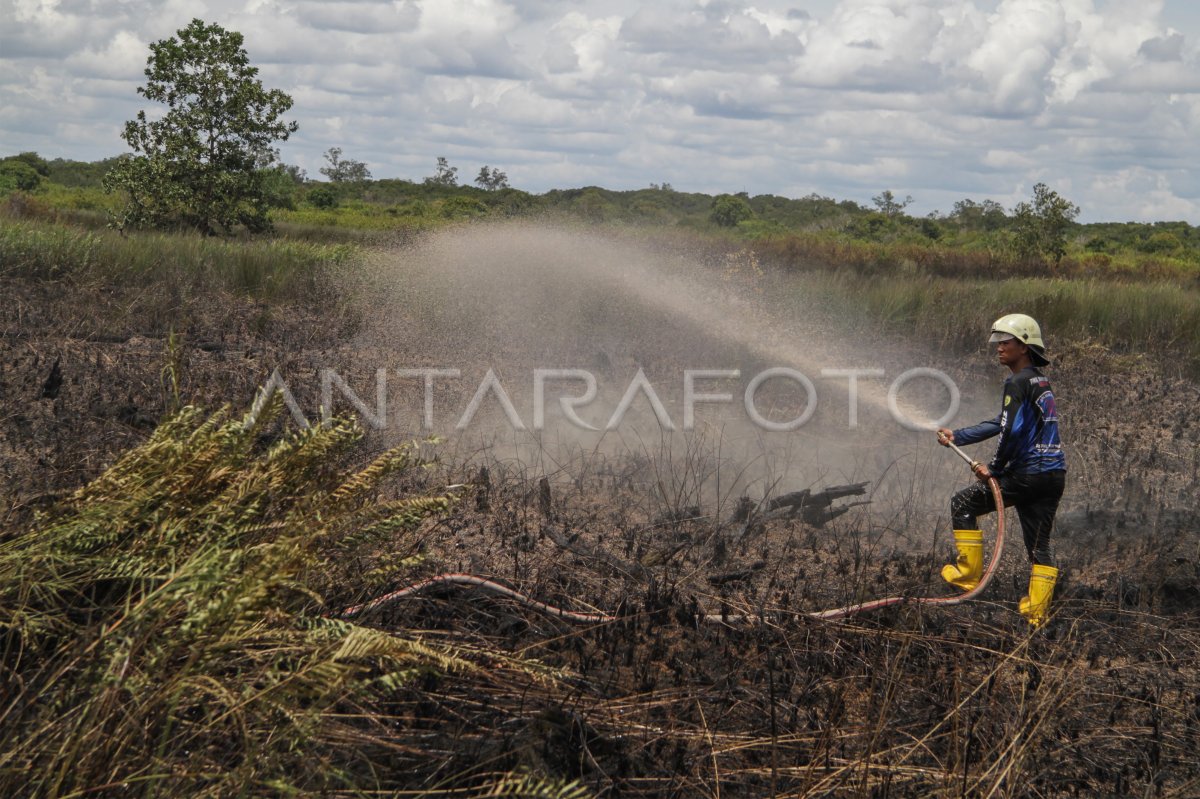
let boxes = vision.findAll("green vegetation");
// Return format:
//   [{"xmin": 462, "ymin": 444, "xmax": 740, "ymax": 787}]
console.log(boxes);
[
  {"xmin": 5, "ymin": 141, "xmax": 1200, "ymax": 371},
  {"xmin": 0, "ymin": 216, "xmax": 355, "ymax": 300},
  {"xmin": 425, "ymin": 155, "xmax": 460, "ymax": 187},
  {"xmin": 797, "ymin": 270, "xmax": 1200, "ymax": 369},
  {"xmin": 0, "ymin": 400, "xmax": 589, "ymax": 796},
  {"xmin": 710, "ymin": 192, "xmax": 754, "ymax": 227},
  {"xmin": 0, "ymin": 151, "xmax": 49, "ymax": 192},
  {"xmin": 871, "ymin": 189, "xmax": 913, "ymax": 217},
  {"xmin": 104, "ymin": 19, "xmax": 298, "ymax": 234},
  {"xmin": 319, "ymin": 146, "xmax": 371, "ymax": 184},
  {"xmin": 475, "ymin": 164, "xmax": 510, "ymax": 190},
  {"xmin": 1012, "ymin": 182, "xmax": 1080, "ymax": 264},
  {"xmin": 3, "ymin": 137, "xmax": 1200, "ymax": 798},
  {"xmin": 14, "ymin": 146, "xmax": 1200, "ymax": 274},
  {"xmin": 4, "ymin": 17, "xmax": 1198, "ymax": 797}
]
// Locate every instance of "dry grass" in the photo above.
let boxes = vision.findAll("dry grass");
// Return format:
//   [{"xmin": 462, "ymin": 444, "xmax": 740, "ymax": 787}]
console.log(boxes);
[
  {"xmin": 2, "ymin": 218, "xmax": 1198, "ymax": 797},
  {"xmin": 0, "ymin": 400, "xmax": 601, "ymax": 797},
  {"xmin": 351, "ymin": 444, "xmax": 1200, "ymax": 798}
]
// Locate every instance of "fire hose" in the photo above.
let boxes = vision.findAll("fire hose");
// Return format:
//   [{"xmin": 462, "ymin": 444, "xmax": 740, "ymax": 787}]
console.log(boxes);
[
  {"xmin": 339, "ymin": 441, "xmax": 1005, "ymax": 625},
  {"xmin": 807, "ymin": 437, "xmax": 1004, "ymax": 621}
]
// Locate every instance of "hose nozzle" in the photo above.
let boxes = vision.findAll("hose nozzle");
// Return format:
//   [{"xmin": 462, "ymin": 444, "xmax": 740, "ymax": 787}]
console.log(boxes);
[{"xmin": 941, "ymin": 435, "xmax": 980, "ymax": 470}]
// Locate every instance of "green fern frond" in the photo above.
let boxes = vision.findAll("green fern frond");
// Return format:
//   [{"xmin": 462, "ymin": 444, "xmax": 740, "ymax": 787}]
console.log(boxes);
[
  {"xmin": 0, "ymin": 402, "xmax": 564, "ymax": 797},
  {"xmin": 326, "ymin": 444, "xmax": 418, "ymax": 507},
  {"xmin": 360, "ymin": 553, "xmax": 425, "ymax": 586},
  {"xmin": 334, "ymin": 496, "xmax": 453, "ymax": 548},
  {"xmin": 372, "ymin": 667, "xmax": 425, "ymax": 692},
  {"xmin": 480, "ymin": 773, "xmax": 593, "ymax": 799}
]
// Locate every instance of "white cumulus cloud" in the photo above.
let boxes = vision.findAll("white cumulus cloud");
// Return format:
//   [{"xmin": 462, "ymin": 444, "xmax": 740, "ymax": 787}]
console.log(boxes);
[{"xmin": 0, "ymin": 0, "xmax": 1197, "ymax": 221}]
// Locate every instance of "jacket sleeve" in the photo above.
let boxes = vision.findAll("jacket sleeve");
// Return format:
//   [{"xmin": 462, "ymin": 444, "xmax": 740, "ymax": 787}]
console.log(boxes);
[{"xmin": 952, "ymin": 416, "xmax": 1002, "ymax": 445}]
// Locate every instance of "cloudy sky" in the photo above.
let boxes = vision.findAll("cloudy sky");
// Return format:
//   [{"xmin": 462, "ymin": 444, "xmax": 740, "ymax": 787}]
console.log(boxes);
[{"xmin": 2, "ymin": 0, "xmax": 1198, "ymax": 222}]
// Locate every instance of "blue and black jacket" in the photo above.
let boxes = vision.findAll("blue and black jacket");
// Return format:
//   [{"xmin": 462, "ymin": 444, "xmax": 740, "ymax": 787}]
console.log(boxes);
[{"xmin": 952, "ymin": 366, "xmax": 1066, "ymax": 476}]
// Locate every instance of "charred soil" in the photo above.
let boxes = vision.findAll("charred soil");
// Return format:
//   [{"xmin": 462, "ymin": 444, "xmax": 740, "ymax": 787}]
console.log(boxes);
[{"xmin": 2, "ymin": 224, "xmax": 1199, "ymax": 797}]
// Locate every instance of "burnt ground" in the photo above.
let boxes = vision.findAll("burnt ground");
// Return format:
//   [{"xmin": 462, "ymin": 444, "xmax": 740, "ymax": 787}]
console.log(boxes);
[{"xmin": 2, "ymin": 226, "xmax": 1199, "ymax": 797}]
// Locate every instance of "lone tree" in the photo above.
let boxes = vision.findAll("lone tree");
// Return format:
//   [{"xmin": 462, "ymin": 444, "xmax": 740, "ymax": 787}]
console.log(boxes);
[
  {"xmin": 872, "ymin": 189, "xmax": 913, "ymax": 217},
  {"xmin": 710, "ymin": 193, "xmax": 753, "ymax": 227},
  {"xmin": 319, "ymin": 147, "xmax": 371, "ymax": 183},
  {"xmin": 104, "ymin": 19, "xmax": 298, "ymax": 234},
  {"xmin": 424, "ymin": 157, "xmax": 458, "ymax": 187},
  {"xmin": 0, "ymin": 152, "xmax": 48, "ymax": 192},
  {"xmin": 1012, "ymin": 183, "xmax": 1080, "ymax": 264},
  {"xmin": 951, "ymin": 198, "xmax": 1007, "ymax": 230},
  {"xmin": 474, "ymin": 165, "xmax": 509, "ymax": 191}
]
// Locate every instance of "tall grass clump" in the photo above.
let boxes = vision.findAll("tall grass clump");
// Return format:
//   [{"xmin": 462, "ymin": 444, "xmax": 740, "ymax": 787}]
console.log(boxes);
[
  {"xmin": 799, "ymin": 271, "xmax": 1200, "ymax": 372},
  {"xmin": 0, "ymin": 216, "xmax": 357, "ymax": 300},
  {"xmin": 271, "ymin": 219, "xmax": 409, "ymax": 246},
  {"xmin": 0, "ymin": 399, "xmax": 579, "ymax": 797},
  {"xmin": 753, "ymin": 228, "xmax": 1200, "ymax": 282},
  {"xmin": 276, "ymin": 201, "xmax": 445, "ymax": 231}
]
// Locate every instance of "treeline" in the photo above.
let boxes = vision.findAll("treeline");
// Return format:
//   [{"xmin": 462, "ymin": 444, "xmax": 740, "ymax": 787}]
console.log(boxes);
[
  {"xmin": 7, "ymin": 15, "xmax": 1194, "ymax": 275},
  {"xmin": 4, "ymin": 149, "xmax": 1200, "ymax": 274}
]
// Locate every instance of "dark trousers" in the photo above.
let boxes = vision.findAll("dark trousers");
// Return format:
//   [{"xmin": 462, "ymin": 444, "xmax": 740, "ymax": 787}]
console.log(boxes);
[{"xmin": 951, "ymin": 470, "xmax": 1066, "ymax": 566}]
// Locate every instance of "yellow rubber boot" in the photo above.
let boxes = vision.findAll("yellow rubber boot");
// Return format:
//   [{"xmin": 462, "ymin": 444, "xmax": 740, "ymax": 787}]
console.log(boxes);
[
  {"xmin": 941, "ymin": 529, "xmax": 984, "ymax": 591},
  {"xmin": 1018, "ymin": 564, "xmax": 1059, "ymax": 627}
]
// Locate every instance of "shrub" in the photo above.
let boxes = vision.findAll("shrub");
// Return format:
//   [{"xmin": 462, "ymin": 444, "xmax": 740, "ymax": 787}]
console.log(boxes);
[
  {"xmin": 307, "ymin": 184, "xmax": 339, "ymax": 209},
  {"xmin": 439, "ymin": 195, "xmax": 489, "ymax": 219},
  {"xmin": 0, "ymin": 158, "xmax": 42, "ymax": 191},
  {"xmin": 710, "ymin": 193, "xmax": 753, "ymax": 227},
  {"xmin": 1139, "ymin": 231, "xmax": 1183, "ymax": 254},
  {"xmin": 0, "ymin": 401, "xmax": 481, "ymax": 795}
]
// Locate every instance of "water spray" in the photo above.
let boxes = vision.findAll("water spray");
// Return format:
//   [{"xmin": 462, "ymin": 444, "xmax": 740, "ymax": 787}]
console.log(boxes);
[{"xmin": 339, "ymin": 439, "xmax": 1006, "ymax": 625}]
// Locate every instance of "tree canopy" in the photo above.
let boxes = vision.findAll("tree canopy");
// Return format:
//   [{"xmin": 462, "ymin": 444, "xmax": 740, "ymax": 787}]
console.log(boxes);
[
  {"xmin": 474, "ymin": 165, "xmax": 509, "ymax": 191},
  {"xmin": 424, "ymin": 157, "xmax": 459, "ymax": 187},
  {"xmin": 872, "ymin": 190, "xmax": 913, "ymax": 218},
  {"xmin": 320, "ymin": 147, "xmax": 371, "ymax": 183},
  {"xmin": 710, "ymin": 193, "xmax": 754, "ymax": 227},
  {"xmin": 104, "ymin": 19, "xmax": 298, "ymax": 234},
  {"xmin": 0, "ymin": 153, "xmax": 46, "ymax": 192},
  {"xmin": 1012, "ymin": 183, "xmax": 1080, "ymax": 264}
]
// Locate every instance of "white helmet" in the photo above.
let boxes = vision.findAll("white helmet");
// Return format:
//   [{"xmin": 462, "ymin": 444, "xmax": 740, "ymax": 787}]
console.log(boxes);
[{"xmin": 988, "ymin": 313, "xmax": 1049, "ymax": 365}]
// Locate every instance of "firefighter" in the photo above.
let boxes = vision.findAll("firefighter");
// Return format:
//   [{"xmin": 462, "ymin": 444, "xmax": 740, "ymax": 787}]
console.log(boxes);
[{"xmin": 936, "ymin": 314, "xmax": 1066, "ymax": 626}]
